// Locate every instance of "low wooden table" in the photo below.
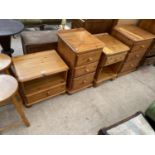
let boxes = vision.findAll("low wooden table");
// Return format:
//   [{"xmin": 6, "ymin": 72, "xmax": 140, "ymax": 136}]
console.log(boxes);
[
  {"xmin": 94, "ymin": 33, "xmax": 129, "ymax": 86},
  {"xmin": 0, "ymin": 75, "xmax": 30, "ymax": 132},
  {"xmin": 0, "ymin": 53, "xmax": 11, "ymax": 74},
  {"xmin": 11, "ymin": 50, "xmax": 68, "ymax": 107}
]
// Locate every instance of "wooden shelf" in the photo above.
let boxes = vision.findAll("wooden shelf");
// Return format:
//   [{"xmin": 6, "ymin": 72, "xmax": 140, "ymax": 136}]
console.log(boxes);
[
  {"xmin": 24, "ymin": 73, "xmax": 66, "ymax": 96},
  {"xmin": 97, "ymin": 66, "xmax": 117, "ymax": 83}
]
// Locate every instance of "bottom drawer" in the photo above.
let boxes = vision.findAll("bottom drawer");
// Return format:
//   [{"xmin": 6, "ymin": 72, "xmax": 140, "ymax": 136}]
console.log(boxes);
[
  {"xmin": 26, "ymin": 84, "xmax": 66, "ymax": 105},
  {"xmin": 71, "ymin": 72, "xmax": 95, "ymax": 90},
  {"xmin": 120, "ymin": 60, "xmax": 140, "ymax": 73},
  {"xmin": 143, "ymin": 56, "xmax": 155, "ymax": 65}
]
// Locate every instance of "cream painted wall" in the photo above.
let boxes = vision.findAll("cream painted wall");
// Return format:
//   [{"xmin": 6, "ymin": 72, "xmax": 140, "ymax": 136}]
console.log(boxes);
[{"xmin": 117, "ymin": 19, "xmax": 139, "ymax": 25}]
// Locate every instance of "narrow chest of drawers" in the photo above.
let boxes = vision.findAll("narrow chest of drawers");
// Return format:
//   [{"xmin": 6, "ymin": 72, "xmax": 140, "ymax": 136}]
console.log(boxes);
[
  {"xmin": 57, "ymin": 28, "xmax": 104, "ymax": 94},
  {"xmin": 112, "ymin": 25, "xmax": 155, "ymax": 75},
  {"xmin": 93, "ymin": 33, "xmax": 129, "ymax": 86},
  {"xmin": 12, "ymin": 50, "xmax": 68, "ymax": 107}
]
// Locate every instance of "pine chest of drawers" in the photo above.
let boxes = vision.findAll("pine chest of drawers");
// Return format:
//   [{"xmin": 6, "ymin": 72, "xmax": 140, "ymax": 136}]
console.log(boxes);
[
  {"xmin": 138, "ymin": 19, "xmax": 155, "ymax": 65},
  {"xmin": 94, "ymin": 33, "xmax": 129, "ymax": 86},
  {"xmin": 57, "ymin": 28, "xmax": 104, "ymax": 94},
  {"xmin": 12, "ymin": 50, "xmax": 68, "ymax": 107},
  {"xmin": 112, "ymin": 25, "xmax": 155, "ymax": 75}
]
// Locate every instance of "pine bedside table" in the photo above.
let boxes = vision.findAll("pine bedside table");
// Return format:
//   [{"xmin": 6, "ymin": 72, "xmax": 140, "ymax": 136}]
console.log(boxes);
[
  {"xmin": 11, "ymin": 50, "xmax": 68, "ymax": 107},
  {"xmin": 94, "ymin": 33, "xmax": 129, "ymax": 86},
  {"xmin": 57, "ymin": 28, "xmax": 104, "ymax": 94},
  {"xmin": 112, "ymin": 25, "xmax": 155, "ymax": 76}
]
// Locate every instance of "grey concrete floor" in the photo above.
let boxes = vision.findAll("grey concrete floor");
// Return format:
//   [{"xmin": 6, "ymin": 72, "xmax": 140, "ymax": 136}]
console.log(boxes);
[{"xmin": 0, "ymin": 36, "xmax": 155, "ymax": 135}]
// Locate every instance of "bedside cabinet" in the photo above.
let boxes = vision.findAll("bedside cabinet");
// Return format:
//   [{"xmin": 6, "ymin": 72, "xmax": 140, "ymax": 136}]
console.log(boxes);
[
  {"xmin": 12, "ymin": 50, "xmax": 68, "ymax": 107},
  {"xmin": 94, "ymin": 33, "xmax": 129, "ymax": 86},
  {"xmin": 57, "ymin": 28, "xmax": 104, "ymax": 94},
  {"xmin": 112, "ymin": 25, "xmax": 155, "ymax": 75},
  {"xmin": 138, "ymin": 19, "xmax": 155, "ymax": 65}
]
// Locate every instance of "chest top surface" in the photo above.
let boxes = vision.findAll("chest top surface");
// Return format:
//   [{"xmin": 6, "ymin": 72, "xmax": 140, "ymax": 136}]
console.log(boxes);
[
  {"xmin": 57, "ymin": 28, "xmax": 105, "ymax": 53},
  {"xmin": 12, "ymin": 50, "xmax": 68, "ymax": 82},
  {"xmin": 95, "ymin": 33, "xmax": 129, "ymax": 55},
  {"xmin": 114, "ymin": 25, "xmax": 155, "ymax": 42}
]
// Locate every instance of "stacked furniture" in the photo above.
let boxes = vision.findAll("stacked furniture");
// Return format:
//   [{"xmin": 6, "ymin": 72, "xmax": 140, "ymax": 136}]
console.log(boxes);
[
  {"xmin": 11, "ymin": 50, "xmax": 68, "ymax": 107},
  {"xmin": 57, "ymin": 28, "xmax": 104, "ymax": 94},
  {"xmin": 112, "ymin": 25, "xmax": 155, "ymax": 76},
  {"xmin": 21, "ymin": 30, "xmax": 58, "ymax": 54},
  {"xmin": 138, "ymin": 19, "xmax": 155, "ymax": 65},
  {"xmin": 94, "ymin": 33, "xmax": 129, "ymax": 86},
  {"xmin": 72, "ymin": 19, "xmax": 118, "ymax": 34},
  {"xmin": 0, "ymin": 74, "xmax": 30, "ymax": 132}
]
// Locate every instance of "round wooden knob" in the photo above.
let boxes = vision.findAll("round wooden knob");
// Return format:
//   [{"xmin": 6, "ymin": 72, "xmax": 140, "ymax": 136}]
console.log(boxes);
[
  {"xmin": 83, "ymin": 80, "xmax": 87, "ymax": 84},
  {"xmin": 85, "ymin": 68, "xmax": 90, "ymax": 72},
  {"xmin": 135, "ymin": 54, "xmax": 140, "ymax": 58},
  {"xmin": 46, "ymin": 91, "xmax": 51, "ymax": 96},
  {"xmin": 130, "ymin": 64, "xmax": 134, "ymax": 67},
  {"xmin": 88, "ymin": 57, "xmax": 93, "ymax": 62},
  {"xmin": 140, "ymin": 45, "xmax": 145, "ymax": 48}
]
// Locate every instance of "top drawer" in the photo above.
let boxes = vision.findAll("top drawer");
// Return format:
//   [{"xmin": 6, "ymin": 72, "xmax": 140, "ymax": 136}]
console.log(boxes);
[
  {"xmin": 131, "ymin": 40, "xmax": 152, "ymax": 52},
  {"xmin": 104, "ymin": 52, "xmax": 127, "ymax": 66},
  {"xmin": 76, "ymin": 50, "xmax": 101, "ymax": 66}
]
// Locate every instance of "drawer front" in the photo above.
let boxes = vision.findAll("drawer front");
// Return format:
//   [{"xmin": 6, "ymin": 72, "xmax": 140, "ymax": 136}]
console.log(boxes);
[
  {"xmin": 126, "ymin": 50, "xmax": 146, "ymax": 62},
  {"xmin": 143, "ymin": 57, "xmax": 155, "ymax": 65},
  {"xmin": 76, "ymin": 50, "xmax": 101, "ymax": 66},
  {"xmin": 26, "ymin": 84, "xmax": 66, "ymax": 104},
  {"xmin": 74, "ymin": 62, "xmax": 98, "ymax": 77},
  {"xmin": 104, "ymin": 53, "xmax": 127, "ymax": 66},
  {"xmin": 147, "ymin": 48, "xmax": 155, "ymax": 57},
  {"xmin": 131, "ymin": 40, "xmax": 152, "ymax": 52},
  {"xmin": 120, "ymin": 60, "xmax": 140, "ymax": 72},
  {"xmin": 71, "ymin": 72, "xmax": 95, "ymax": 90}
]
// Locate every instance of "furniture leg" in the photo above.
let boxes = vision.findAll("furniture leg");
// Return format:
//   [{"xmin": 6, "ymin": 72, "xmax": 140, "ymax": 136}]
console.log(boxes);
[
  {"xmin": 11, "ymin": 92, "xmax": 30, "ymax": 127},
  {"xmin": 0, "ymin": 36, "xmax": 14, "ymax": 56}
]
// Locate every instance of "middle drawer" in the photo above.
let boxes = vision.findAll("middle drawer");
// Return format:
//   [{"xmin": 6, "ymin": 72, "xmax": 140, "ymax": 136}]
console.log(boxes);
[
  {"xmin": 104, "ymin": 52, "xmax": 127, "ymax": 66},
  {"xmin": 74, "ymin": 62, "xmax": 98, "ymax": 77}
]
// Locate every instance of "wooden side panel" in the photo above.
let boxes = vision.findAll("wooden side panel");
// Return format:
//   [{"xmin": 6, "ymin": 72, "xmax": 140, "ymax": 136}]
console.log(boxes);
[{"xmin": 57, "ymin": 38, "xmax": 76, "ymax": 68}]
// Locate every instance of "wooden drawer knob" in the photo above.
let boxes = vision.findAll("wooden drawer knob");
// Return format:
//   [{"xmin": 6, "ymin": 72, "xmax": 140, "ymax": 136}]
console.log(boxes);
[
  {"xmin": 140, "ymin": 45, "xmax": 145, "ymax": 48},
  {"xmin": 46, "ymin": 91, "xmax": 51, "ymax": 96},
  {"xmin": 88, "ymin": 57, "xmax": 93, "ymax": 62},
  {"xmin": 130, "ymin": 64, "xmax": 134, "ymax": 67},
  {"xmin": 85, "ymin": 68, "xmax": 90, "ymax": 72},
  {"xmin": 135, "ymin": 54, "xmax": 140, "ymax": 58},
  {"xmin": 82, "ymin": 80, "xmax": 87, "ymax": 84}
]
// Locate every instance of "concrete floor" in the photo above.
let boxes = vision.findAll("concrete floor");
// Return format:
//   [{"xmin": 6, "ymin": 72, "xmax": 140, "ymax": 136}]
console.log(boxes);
[{"xmin": 0, "ymin": 36, "xmax": 155, "ymax": 135}]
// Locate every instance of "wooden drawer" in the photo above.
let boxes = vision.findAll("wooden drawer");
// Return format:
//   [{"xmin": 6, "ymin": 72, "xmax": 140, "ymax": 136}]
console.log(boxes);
[
  {"xmin": 143, "ymin": 56, "xmax": 155, "ymax": 65},
  {"xmin": 126, "ymin": 50, "xmax": 146, "ymax": 62},
  {"xmin": 120, "ymin": 60, "xmax": 140, "ymax": 73},
  {"xmin": 26, "ymin": 84, "xmax": 66, "ymax": 105},
  {"xmin": 74, "ymin": 62, "xmax": 98, "ymax": 77},
  {"xmin": 147, "ymin": 48, "xmax": 155, "ymax": 57},
  {"xmin": 131, "ymin": 40, "xmax": 152, "ymax": 52},
  {"xmin": 76, "ymin": 50, "xmax": 101, "ymax": 66},
  {"xmin": 104, "ymin": 53, "xmax": 127, "ymax": 66},
  {"xmin": 71, "ymin": 72, "xmax": 95, "ymax": 90}
]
